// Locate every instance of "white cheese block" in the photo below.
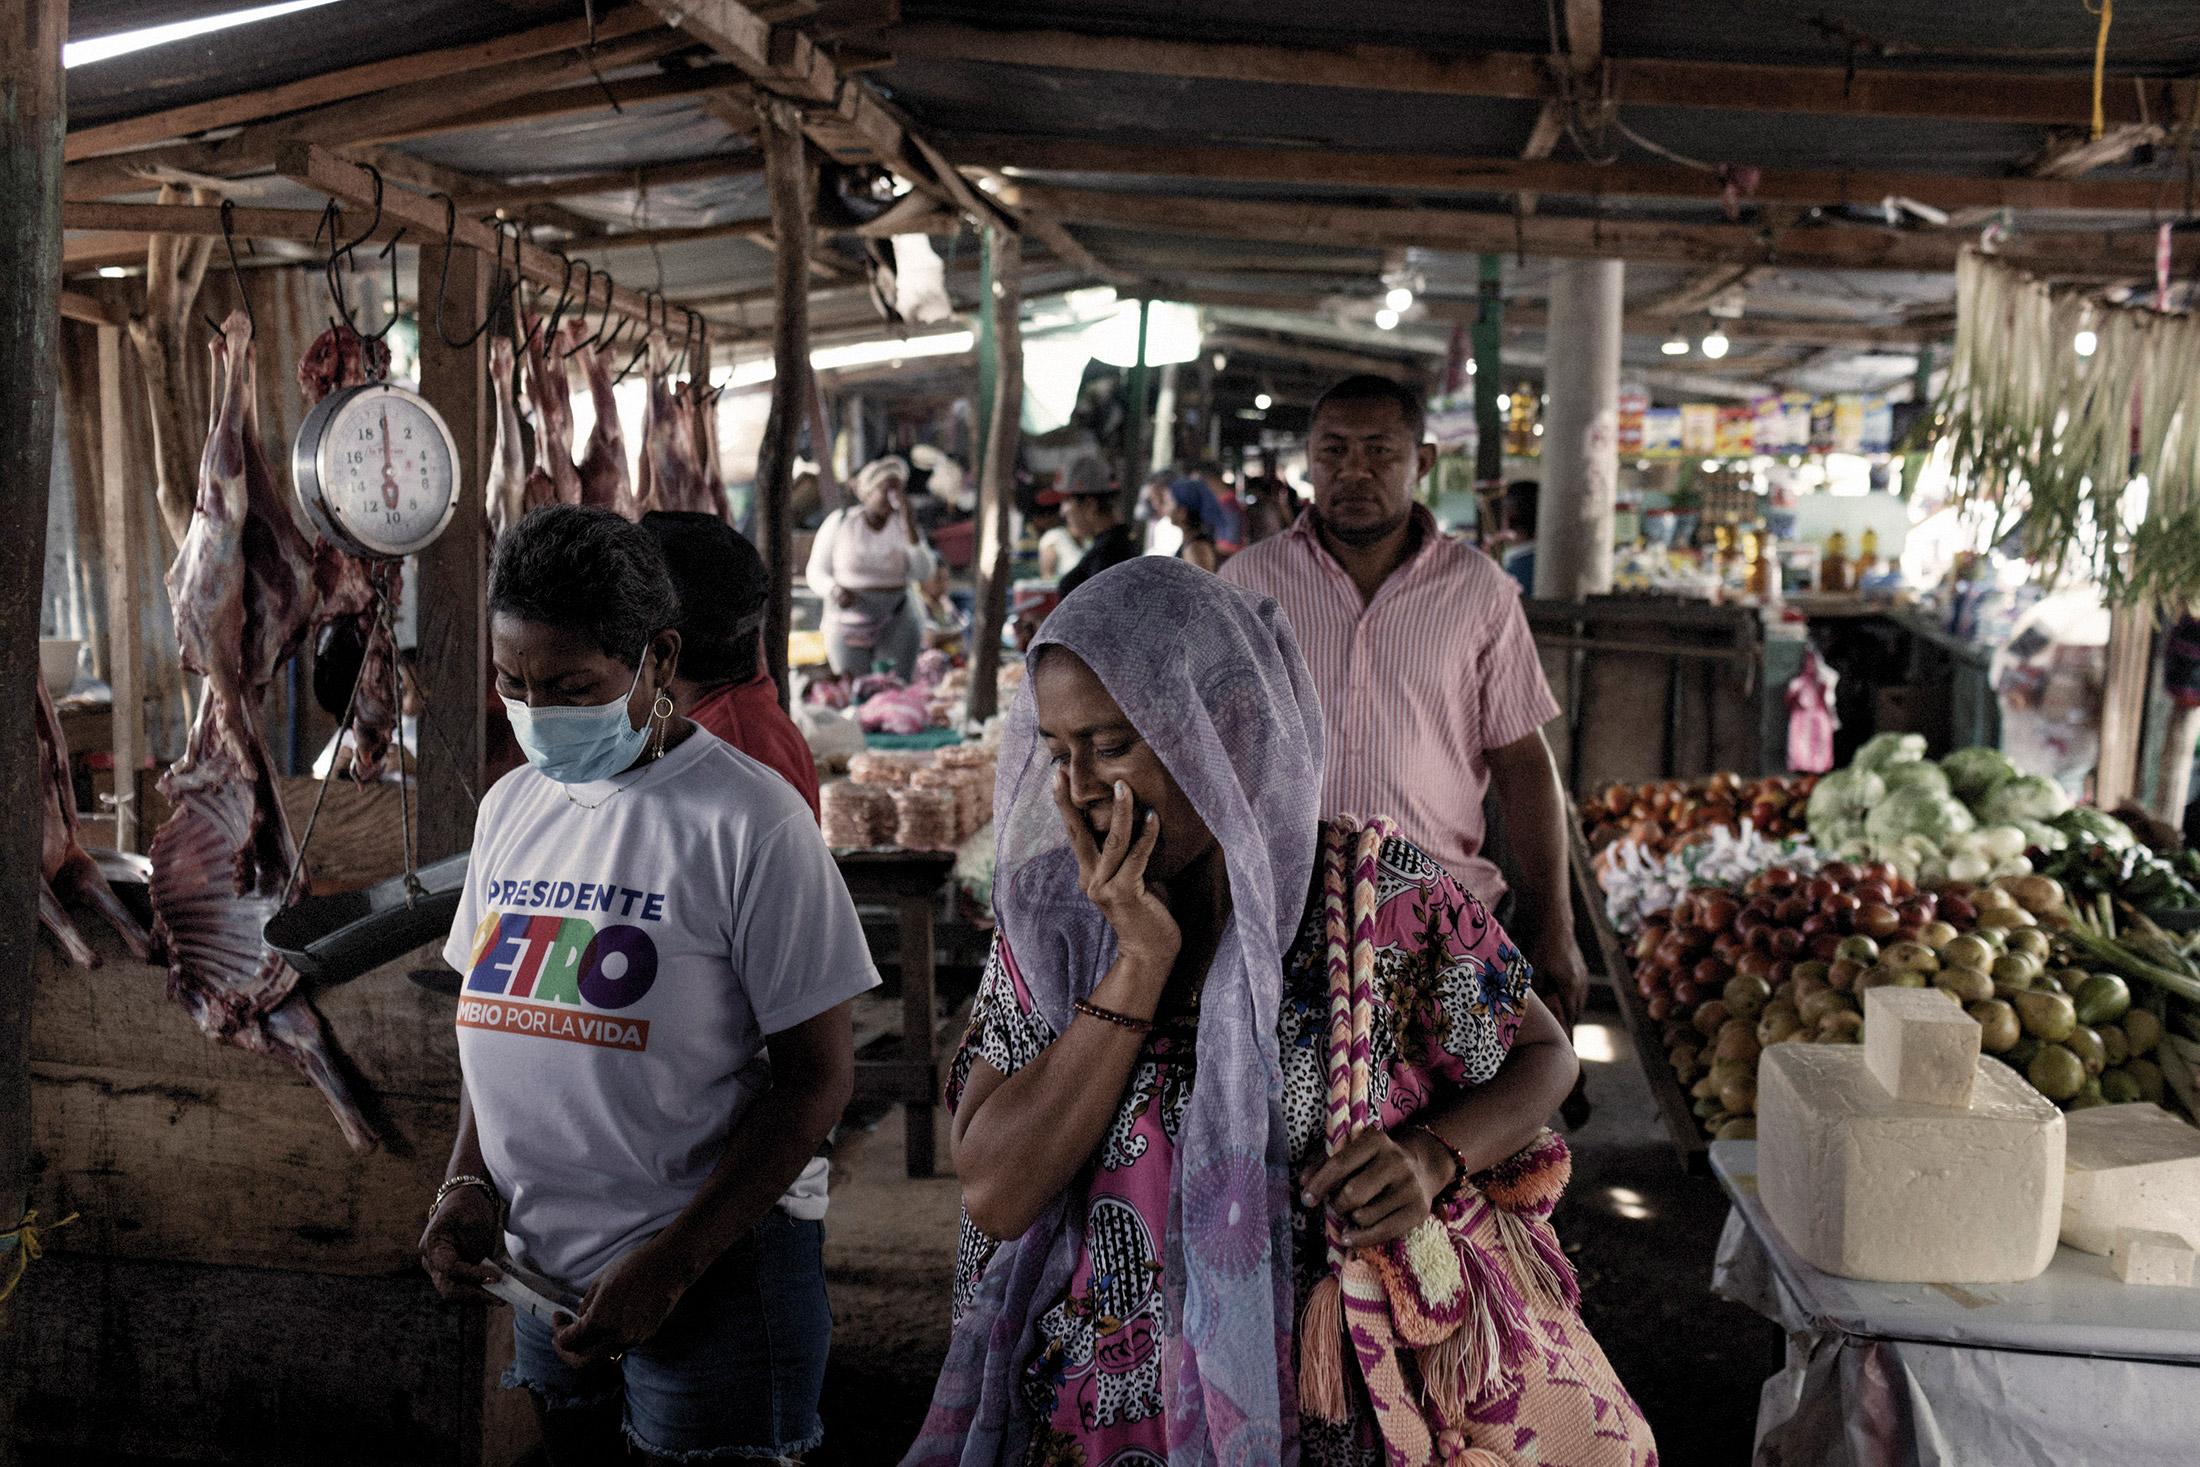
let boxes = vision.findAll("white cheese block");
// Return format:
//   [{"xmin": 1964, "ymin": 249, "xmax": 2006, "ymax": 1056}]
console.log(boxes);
[
  {"xmin": 1862, "ymin": 986, "xmax": 1980, "ymax": 1108},
  {"xmin": 2111, "ymin": 1228, "xmax": 2196, "ymax": 1287},
  {"xmin": 2059, "ymin": 1103, "xmax": 2200, "ymax": 1256},
  {"xmin": 1758, "ymin": 1045, "xmax": 2064, "ymax": 1283}
]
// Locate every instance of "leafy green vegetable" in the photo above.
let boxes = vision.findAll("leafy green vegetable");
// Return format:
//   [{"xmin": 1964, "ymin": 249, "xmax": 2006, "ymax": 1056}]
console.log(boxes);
[
  {"xmin": 1882, "ymin": 761, "xmax": 1952, "ymax": 801},
  {"xmin": 1806, "ymin": 767, "xmax": 1885, "ymax": 843},
  {"xmin": 1979, "ymin": 773, "xmax": 2073, "ymax": 824},
  {"xmin": 2015, "ymin": 818, "xmax": 2070, "ymax": 853},
  {"xmin": 1852, "ymin": 732, "xmax": 1928, "ymax": 772},
  {"xmin": 2053, "ymin": 806, "xmax": 2135, "ymax": 851},
  {"xmin": 1864, "ymin": 789, "xmax": 1976, "ymax": 845},
  {"xmin": 1941, "ymin": 746, "xmax": 2020, "ymax": 807}
]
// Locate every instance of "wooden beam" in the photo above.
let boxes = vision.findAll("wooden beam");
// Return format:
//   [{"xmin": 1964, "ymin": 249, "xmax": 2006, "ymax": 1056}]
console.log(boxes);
[
  {"xmin": 638, "ymin": 0, "xmax": 838, "ymax": 104},
  {"xmin": 59, "ymin": 289, "xmax": 122, "ymax": 327},
  {"xmin": 280, "ymin": 146, "xmax": 663, "ymax": 325},
  {"xmin": 370, "ymin": 64, "xmax": 752, "ymax": 145},
  {"xmin": 569, "ymin": 218, "xmax": 775, "ymax": 252},
  {"xmin": 890, "ymin": 22, "xmax": 2191, "ymax": 128},
  {"xmin": 412, "ymin": 240, "xmax": 489, "ymax": 864},
  {"xmin": 1628, "ymin": 264, "xmax": 1761, "ymax": 318},
  {"xmin": 1020, "ymin": 212, "xmax": 1133, "ymax": 286},
  {"xmin": 63, "ymin": 4, "xmax": 663, "ymax": 161},
  {"xmin": 0, "ymin": 0, "xmax": 64, "ymax": 1377},
  {"xmin": 955, "ymin": 135, "xmax": 2187, "ymax": 216},
  {"xmin": 63, "ymin": 202, "xmax": 406, "ymax": 246},
  {"xmin": 1520, "ymin": 0, "xmax": 1601, "ymax": 216},
  {"xmin": 1203, "ymin": 329, "xmax": 1423, "ymax": 382},
  {"xmin": 757, "ymin": 100, "xmax": 812, "ymax": 711},
  {"xmin": 967, "ymin": 224, "xmax": 1021, "ymax": 724},
  {"xmin": 332, "ymin": 146, "xmax": 604, "ymax": 239},
  {"xmin": 453, "ymin": 152, "xmax": 766, "ymax": 210},
  {"xmin": 97, "ymin": 325, "xmax": 142, "ymax": 853},
  {"xmin": 1005, "ymin": 182, "xmax": 2200, "ymax": 277},
  {"xmin": 63, "ymin": 30, "xmax": 692, "ymax": 202}
]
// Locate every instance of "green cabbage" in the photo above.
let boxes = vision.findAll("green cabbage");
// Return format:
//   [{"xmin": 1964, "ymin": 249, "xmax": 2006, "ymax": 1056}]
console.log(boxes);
[
  {"xmin": 1979, "ymin": 774, "xmax": 2073, "ymax": 824},
  {"xmin": 1865, "ymin": 789, "xmax": 1975, "ymax": 845},
  {"xmin": 2052, "ymin": 806, "xmax": 2135, "ymax": 850},
  {"xmin": 1941, "ymin": 746, "xmax": 2020, "ymax": 807},
  {"xmin": 2014, "ymin": 818, "xmax": 2070, "ymax": 853},
  {"xmin": 1807, "ymin": 767, "xmax": 1885, "ymax": 841},
  {"xmin": 1882, "ymin": 761, "xmax": 1951, "ymax": 801},
  {"xmin": 1852, "ymin": 732, "xmax": 1928, "ymax": 771}
]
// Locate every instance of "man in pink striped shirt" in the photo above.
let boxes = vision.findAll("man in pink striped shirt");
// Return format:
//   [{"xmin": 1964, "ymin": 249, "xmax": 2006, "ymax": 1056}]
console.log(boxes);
[{"xmin": 1221, "ymin": 375, "xmax": 1588, "ymax": 1028}]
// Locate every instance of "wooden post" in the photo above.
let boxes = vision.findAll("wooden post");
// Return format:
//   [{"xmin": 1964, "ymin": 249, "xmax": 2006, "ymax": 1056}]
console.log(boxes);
[
  {"xmin": 968, "ymin": 226, "xmax": 1024, "ymax": 724},
  {"xmin": 98, "ymin": 326, "xmax": 144, "ymax": 852},
  {"xmin": 414, "ymin": 241, "xmax": 491, "ymax": 863},
  {"xmin": 1474, "ymin": 252, "xmax": 1504, "ymax": 484},
  {"xmin": 1121, "ymin": 299, "xmax": 1151, "ymax": 515},
  {"xmin": 1, "ymin": 1, "xmax": 65, "ymax": 1451},
  {"xmin": 125, "ymin": 185, "xmax": 216, "ymax": 558},
  {"xmin": 756, "ymin": 99, "xmax": 813, "ymax": 713}
]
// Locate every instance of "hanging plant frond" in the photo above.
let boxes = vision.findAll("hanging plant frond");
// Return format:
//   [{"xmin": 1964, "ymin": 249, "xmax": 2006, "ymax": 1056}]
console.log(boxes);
[{"xmin": 1932, "ymin": 250, "xmax": 2200, "ymax": 610}]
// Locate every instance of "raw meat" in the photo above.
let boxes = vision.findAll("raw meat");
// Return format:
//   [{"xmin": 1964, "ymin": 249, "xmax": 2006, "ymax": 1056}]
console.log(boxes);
[
  {"xmin": 522, "ymin": 314, "xmax": 581, "ymax": 508},
  {"xmin": 570, "ymin": 322, "xmax": 633, "ymax": 517},
  {"xmin": 485, "ymin": 334, "xmax": 528, "ymax": 540},
  {"xmin": 686, "ymin": 371, "xmax": 723, "ymax": 515},
  {"xmin": 635, "ymin": 335, "xmax": 709, "ymax": 516},
  {"xmin": 150, "ymin": 311, "xmax": 377, "ymax": 1154},
  {"xmin": 35, "ymin": 675, "xmax": 154, "ymax": 968},
  {"xmin": 299, "ymin": 325, "xmax": 399, "ymax": 781}
]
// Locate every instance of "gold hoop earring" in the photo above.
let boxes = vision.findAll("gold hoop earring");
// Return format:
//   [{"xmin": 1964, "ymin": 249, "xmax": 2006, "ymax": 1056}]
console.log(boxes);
[{"xmin": 652, "ymin": 691, "xmax": 674, "ymax": 758}]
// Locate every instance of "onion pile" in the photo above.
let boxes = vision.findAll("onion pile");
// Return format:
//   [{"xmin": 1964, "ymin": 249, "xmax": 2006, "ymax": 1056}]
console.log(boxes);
[{"xmin": 1582, "ymin": 772, "xmax": 1817, "ymax": 858}]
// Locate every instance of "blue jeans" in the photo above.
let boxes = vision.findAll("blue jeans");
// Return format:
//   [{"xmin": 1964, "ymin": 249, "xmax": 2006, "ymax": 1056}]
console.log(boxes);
[{"xmin": 505, "ymin": 1210, "xmax": 830, "ymax": 1462}]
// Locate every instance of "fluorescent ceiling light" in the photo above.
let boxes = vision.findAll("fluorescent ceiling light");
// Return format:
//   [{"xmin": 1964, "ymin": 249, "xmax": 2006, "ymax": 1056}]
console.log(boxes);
[{"xmin": 66, "ymin": 0, "xmax": 346, "ymax": 68}]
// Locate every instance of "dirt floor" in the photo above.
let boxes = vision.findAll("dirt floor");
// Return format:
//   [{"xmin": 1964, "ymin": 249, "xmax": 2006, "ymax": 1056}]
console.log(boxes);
[{"xmin": 810, "ymin": 981, "xmax": 1781, "ymax": 1465}]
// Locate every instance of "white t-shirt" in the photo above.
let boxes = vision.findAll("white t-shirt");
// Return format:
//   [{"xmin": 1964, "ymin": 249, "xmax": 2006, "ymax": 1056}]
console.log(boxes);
[
  {"xmin": 442, "ymin": 728, "xmax": 879, "ymax": 1287},
  {"xmin": 1039, "ymin": 525, "xmax": 1086, "ymax": 579},
  {"xmin": 805, "ymin": 507, "xmax": 937, "ymax": 597}
]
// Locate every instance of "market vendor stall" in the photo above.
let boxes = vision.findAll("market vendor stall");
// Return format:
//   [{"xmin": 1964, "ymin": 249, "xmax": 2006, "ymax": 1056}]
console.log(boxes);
[{"xmin": 1710, "ymin": 1139, "xmax": 2200, "ymax": 1467}]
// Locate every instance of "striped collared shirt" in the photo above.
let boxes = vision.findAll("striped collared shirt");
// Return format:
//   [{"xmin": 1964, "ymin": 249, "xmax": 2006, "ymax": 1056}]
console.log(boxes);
[{"xmin": 1220, "ymin": 505, "xmax": 1559, "ymax": 907}]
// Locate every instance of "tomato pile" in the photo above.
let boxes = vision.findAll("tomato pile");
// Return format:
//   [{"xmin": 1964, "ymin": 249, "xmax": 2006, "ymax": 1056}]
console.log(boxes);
[{"xmin": 1582, "ymin": 772, "xmax": 1818, "ymax": 858}]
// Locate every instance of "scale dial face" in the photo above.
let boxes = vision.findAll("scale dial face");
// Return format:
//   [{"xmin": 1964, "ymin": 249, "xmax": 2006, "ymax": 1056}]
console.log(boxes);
[{"xmin": 296, "ymin": 382, "xmax": 459, "ymax": 559}]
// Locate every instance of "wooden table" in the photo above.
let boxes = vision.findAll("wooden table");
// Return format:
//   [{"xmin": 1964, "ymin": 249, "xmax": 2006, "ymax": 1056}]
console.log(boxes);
[{"xmin": 835, "ymin": 847, "xmax": 958, "ymax": 1178}]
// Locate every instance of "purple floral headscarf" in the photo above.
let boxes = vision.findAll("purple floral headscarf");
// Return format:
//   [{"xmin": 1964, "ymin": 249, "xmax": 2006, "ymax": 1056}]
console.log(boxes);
[{"xmin": 905, "ymin": 557, "xmax": 1324, "ymax": 1467}]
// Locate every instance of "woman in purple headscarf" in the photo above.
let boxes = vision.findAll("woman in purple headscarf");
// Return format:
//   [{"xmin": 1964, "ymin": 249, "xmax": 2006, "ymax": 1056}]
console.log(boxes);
[{"xmin": 908, "ymin": 558, "xmax": 1652, "ymax": 1467}]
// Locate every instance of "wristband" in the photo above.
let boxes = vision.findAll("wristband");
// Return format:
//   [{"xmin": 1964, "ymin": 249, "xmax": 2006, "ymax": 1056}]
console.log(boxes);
[
  {"xmin": 1402, "ymin": 1122, "xmax": 1468, "ymax": 1198},
  {"xmin": 1074, "ymin": 997, "xmax": 1154, "ymax": 1034},
  {"xmin": 429, "ymin": 1174, "xmax": 502, "ymax": 1225}
]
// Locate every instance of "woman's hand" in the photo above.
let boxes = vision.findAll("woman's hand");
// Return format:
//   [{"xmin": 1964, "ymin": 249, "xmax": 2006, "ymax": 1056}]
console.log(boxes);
[
  {"xmin": 1054, "ymin": 773, "xmax": 1179, "ymax": 972},
  {"xmin": 1297, "ymin": 1127, "xmax": 1457, "ymax": 1249},
  {"xmin": 551, "ymin": 1236, "xmax": 699, "ymax": 1368},
  {"xmin": 419, "ymin": 1186, "xmax": 502, "ymax": 1303}
]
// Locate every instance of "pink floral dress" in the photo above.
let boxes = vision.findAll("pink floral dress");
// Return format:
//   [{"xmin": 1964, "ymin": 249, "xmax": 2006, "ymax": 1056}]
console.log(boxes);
[{"xmin": 947, "ymin": 825, "xmax": 1532, "ymax": 1466}]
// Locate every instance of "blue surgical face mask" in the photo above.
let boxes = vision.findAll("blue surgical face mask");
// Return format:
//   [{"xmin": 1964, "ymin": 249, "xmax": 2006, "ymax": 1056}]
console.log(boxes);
[{"xmin": 503, "ymin": 657, "xmax": 649, "ymax": 785}]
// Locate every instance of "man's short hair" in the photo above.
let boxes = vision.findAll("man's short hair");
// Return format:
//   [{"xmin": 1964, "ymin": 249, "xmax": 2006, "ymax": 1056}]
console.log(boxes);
[
  {"xmin": 1311, "ymin": 374, "xmax": 1428, "ymax": 443},
  {"xmin": 640, "ymin": 511, "xmax": 769, "ymax": 688},
  {"xmin": 1505, "ymin": 480, "xmax": 1540, "ymax": 536}
]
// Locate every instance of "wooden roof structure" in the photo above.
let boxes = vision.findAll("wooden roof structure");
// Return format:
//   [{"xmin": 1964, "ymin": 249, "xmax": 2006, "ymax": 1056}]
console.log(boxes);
[{"xmin": 54, "ymin": 0, "xmax": 2200, "ymax": 396}]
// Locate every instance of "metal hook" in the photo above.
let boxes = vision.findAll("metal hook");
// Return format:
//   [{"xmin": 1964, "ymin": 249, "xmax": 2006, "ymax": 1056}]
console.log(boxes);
[
  {"xmin": 613, "ymin": 290, "xmax": 665, "ymax": 385},
  {"xmin": 540, "ymin": 252, "xmax": 584, "ymax": 347},
  {"xmin": 430, "ymin": 198, "xmax": 524, "ymax": 349},
  {"xmin": 557, "ymin": 261, "xmax": 603, "ymax": 357},
  {"xmin": 202, "ymin": 198, "xmax": 256, "ymax": 339}
]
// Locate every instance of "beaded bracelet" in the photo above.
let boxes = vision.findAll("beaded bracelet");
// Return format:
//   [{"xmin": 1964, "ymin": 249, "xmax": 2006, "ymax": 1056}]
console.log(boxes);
[
  {"xmin": 429, "ymin": 1174, "xmax": 502, "ymax": 1225},
  {"xmin": 1074, "ymin": 997, "xmax": 1154, "ymax": 1034},
  {"xmin": 1403, "ymin": 1122, "xmax": 1469, "ymax": 1198}
]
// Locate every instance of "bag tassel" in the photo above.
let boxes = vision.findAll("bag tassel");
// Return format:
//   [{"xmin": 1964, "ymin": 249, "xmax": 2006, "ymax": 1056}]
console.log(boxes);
[
  {"xmin": 1297, "ymin": 1271, "xmax": 1351, "ymax": 1422},
  {"xmin": 1491, "ymin": 1208, "xmax": 1578, "ymax": 1311},
  {"xmin": 1434, "ymin": 1429, "xmax": 1507, "ymax": 1467}
]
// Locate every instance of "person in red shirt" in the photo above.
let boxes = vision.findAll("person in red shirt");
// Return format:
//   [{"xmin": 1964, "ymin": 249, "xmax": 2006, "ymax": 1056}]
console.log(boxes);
[{"xmin": 642, "ymin": 511, "xmax": 821, "ymax": 821}]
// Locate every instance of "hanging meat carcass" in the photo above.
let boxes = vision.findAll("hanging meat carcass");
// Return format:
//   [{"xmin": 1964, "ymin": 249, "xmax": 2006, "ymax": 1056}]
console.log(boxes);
[
  {"xmin": 686, "ymin": 371, "xmax": 725, "ymax": 519},
  {"xmin": 635, "ymin": 334, "xmax": 710, "ymax": 516},
  {"xmin": 299, "ymin": 325, "xmax": 400, "ymax": 781},
  {"xmin": 522, "ymin": 314, "xmax": 581, "ymax": 509},
  {"xmin": 571, "ymin": 322, "xmax": 633, "ymax": 517},
  {"xmin": 485, "ymin": 333, "xmax": 528, "ymax": 540},
  {"xmin": 36, "ymin": 677, "xmax": 154, "ymax": 968},
  {"xmin": 150, "ymin": 310, "xmax": 377, "ymax": 1154}
]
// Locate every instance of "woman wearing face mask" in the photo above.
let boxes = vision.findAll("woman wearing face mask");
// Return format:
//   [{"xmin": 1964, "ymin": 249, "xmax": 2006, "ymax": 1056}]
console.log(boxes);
[
  {"xmin": 421, "ymin": 505, "xmax": 877, "ymax": 1467},
  {"xmin": 806, "ymin": 454, "xmax": 936, "ymax": 681},
  {"xmin": 906, "ymin": 559, "xmax": 1653, "ymax": 1467}
]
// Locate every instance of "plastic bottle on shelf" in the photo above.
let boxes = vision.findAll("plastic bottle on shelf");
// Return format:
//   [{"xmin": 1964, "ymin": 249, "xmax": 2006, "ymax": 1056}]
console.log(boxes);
[{"xmin": 1821, "ymin": 530, "xmax": 1851, "ymax": 593}]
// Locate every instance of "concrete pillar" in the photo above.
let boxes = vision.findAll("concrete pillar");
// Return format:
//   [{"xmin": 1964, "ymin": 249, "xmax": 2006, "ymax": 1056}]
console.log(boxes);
[{"xmin": 1533, "ymin": 258, "xmax": 1624, "ymax": 601}]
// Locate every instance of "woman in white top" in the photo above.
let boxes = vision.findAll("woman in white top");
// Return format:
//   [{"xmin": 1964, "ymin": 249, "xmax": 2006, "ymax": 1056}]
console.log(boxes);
[{"xmin": 804, "ymin": 455, "xmax": 936, "ymax": 680}]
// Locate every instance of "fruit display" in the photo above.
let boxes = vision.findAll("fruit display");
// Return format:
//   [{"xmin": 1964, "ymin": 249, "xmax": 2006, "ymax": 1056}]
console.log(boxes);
[
  {"xmin": 1629, "ymin": 860, "xmax": 2178, "ymax": 1141},
  {"xmin": 1580, "ymin": 772, "xmax": 1814, "ymax": 858},
  {"xmin": 1596, "ymin": 820, "xmax": 1819, "ymax": 936}
]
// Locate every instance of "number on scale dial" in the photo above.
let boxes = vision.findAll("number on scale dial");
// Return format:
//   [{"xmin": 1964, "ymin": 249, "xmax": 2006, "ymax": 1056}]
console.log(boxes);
[{"xmin": 327, "ymin": 391, "xmax": 451, "ymax": 550}]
